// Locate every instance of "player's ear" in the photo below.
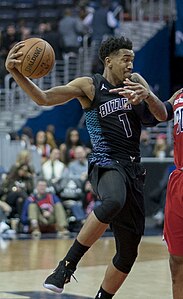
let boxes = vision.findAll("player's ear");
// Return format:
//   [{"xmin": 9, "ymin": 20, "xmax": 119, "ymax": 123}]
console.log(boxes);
[{"xmin": 105, "ymin": 56, "xmax": 112, "ymax": 68}]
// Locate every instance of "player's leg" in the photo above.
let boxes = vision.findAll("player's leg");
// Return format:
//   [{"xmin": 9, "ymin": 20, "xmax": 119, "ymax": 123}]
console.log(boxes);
[
  {"xmin": 44, "ymin": 169, "xmax": 127, "ymax": 293},
  {"xmin": 169, "ymin": 255, "xmax": 183, "ymax": 299},
  {"xmin": 163, "ymin": 170, "xmax": 183, "ymax": 299},
  {"xmin": 95, "ymin": 225, "xmax": 141, "ymax": 299},
  {"xmin": 77, "ymin": 169, "xmax": 127, "ymax": 245}
]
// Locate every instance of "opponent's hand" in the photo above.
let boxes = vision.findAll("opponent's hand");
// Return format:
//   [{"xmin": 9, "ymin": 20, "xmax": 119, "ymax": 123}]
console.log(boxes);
[
  {"xmin": 109, "ymin": 78, "xmax": 150, "ymax": 107},
  {"xmin": 5, "ymin": 41, "xmax": 25, "ymax": 72}
]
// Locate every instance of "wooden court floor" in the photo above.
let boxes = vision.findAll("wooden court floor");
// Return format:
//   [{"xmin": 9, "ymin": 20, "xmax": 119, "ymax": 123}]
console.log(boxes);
[{"xmin": 0, "ymin": 234, "xmax": 172, "ymax": 299}]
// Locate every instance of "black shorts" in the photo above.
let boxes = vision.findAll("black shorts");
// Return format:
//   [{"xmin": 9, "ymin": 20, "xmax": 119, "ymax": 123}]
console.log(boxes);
[{"xmin": 88, "ymin": 159, "xmax": 146, "ymax": 235}]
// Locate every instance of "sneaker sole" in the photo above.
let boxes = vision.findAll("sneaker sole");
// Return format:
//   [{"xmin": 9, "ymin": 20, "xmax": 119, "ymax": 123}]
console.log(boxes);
[{"xmin": 43, "ymin": 283, "xmax": 63, "ymax": 293}]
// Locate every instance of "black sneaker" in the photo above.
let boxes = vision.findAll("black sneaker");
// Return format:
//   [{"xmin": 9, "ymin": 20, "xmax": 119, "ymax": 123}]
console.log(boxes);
[{"xmin": 43, "ymin": 260, "xmax": 76, "ymax": 293}]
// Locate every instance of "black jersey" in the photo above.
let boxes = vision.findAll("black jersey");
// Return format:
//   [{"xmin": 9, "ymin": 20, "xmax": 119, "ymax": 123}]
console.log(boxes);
[{"xmin": 85, "ymin": 74, "xmax": 156, "ymax": 166}]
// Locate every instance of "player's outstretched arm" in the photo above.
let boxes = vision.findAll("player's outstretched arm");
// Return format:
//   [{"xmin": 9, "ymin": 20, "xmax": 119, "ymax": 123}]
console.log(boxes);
[{"xmin": 5, "ymin": 43, "xmax": 90, "ymax": 107}]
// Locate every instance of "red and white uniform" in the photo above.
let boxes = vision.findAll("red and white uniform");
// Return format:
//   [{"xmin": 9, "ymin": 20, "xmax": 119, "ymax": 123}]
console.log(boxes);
[{"xmin": 164, "ymin": 91, "xmax": 183, "ymax": 255}]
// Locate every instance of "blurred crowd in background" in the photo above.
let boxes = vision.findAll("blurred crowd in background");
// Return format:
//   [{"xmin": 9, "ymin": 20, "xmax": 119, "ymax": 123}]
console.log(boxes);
[{"xmin": 0, "ymin": 124, "xmax": 174, "ymax": 239}]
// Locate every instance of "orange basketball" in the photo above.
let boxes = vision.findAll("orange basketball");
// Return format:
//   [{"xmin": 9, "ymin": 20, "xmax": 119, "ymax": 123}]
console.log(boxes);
[{"xmin": 16, "ymin": 37, "xmax": 55, "ymax": 79}]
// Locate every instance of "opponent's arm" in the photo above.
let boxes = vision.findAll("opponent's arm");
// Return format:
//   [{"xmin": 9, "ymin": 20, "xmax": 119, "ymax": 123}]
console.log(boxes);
[
  {"xmin": 162, "ymin": 88, "xmax": 183, "ymax": 121},
  {"xmin": 5, "ymin": 42, "xmax": 92, "ymax": 107}
]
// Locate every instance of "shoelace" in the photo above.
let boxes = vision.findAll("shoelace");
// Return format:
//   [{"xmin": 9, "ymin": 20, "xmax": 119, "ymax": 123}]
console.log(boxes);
[{"xmin": 65, "ymin": 273, "xmax": 78, "ymax": 284}]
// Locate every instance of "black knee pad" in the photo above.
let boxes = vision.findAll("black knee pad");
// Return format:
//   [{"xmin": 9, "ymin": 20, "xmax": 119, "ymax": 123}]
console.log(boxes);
[
  {"xmin": 111, "ymin": 225, "xmax": 142, "ymax": 273},
  {"xmin": 94, "ymin": 199, "xmax": 124, "ymax": 223},
  {"xmin": 112, "ymin": 250, "xmax": 138, "ymax": 274}
]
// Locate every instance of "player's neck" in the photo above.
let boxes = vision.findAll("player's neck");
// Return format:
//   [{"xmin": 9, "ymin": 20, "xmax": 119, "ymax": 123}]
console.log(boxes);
[{"xmin": 103, "ymin": 70, "xmax": 124, "ymax": 87}]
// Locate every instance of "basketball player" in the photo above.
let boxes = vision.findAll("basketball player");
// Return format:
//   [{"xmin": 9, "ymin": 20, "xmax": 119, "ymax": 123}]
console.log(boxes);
[
  {"xmin": 163, "ymin": 89, "xmax": 183, "ymax": 299},
  {"xmin": 5, "ymin": 36, "xmax": 171, "ymax": 299}
]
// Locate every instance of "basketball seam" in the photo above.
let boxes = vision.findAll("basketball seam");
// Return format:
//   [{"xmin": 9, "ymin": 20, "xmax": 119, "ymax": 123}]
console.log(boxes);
[
  {"xmin": 28, "ymin": 43, "xmax": 46, "ymax": 77},
  {"xmin": 29, "ymin": 42, "xmax": 54, "ymax": 78},
  {"xmin": 44, "ymin": 44, "xmax": 55, "ymax": 75},
  {"xmin": 21, "ymin": 40, "xmax": 43, "ymax": 75}
]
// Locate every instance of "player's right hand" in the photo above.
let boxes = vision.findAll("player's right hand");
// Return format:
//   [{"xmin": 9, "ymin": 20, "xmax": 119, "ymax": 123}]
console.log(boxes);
[{"xmin": 5, "ymin": 42, "xmax": 25, "ymax": 72}]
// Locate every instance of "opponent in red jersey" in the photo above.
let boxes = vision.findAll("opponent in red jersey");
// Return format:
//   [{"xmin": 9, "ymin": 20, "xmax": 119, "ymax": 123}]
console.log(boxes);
[{"xmin": 163, "ymin": 88, "xmax": 183, "ymax": 299}]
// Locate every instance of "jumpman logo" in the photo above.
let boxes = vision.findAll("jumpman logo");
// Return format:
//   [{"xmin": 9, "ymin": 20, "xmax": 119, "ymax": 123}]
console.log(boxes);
[
  {"xmin": 130, "ymin": 156, "xmax": 135, "ymax": 162},
  {"xmin": 100, "ymin": 83, "xmax": 108, "ymax": 91}
]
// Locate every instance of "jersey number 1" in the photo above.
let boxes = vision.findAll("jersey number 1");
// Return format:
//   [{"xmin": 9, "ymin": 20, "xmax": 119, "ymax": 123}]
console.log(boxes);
[{"xmin": 118, "ymin": 113, "xmax": 132, "ymax": 138}]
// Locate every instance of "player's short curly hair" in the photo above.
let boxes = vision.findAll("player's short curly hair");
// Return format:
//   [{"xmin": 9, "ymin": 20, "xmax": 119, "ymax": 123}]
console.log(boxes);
[{"xmin": 99, "ymin": 36, "xmax": 133, "ymax": 63}]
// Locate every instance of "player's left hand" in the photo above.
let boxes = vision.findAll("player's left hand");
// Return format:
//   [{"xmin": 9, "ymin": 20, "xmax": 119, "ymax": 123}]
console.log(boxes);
[
  {"xmin": 5, "ymin": 42, "xmax": 25, "ymax": 72},
  {"xmin": 109, "ymin": 78, "xmax": 150, "ymax": 107}
]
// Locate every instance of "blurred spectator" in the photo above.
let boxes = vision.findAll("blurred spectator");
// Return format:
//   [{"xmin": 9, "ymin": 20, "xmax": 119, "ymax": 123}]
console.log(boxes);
[
  {"xmin": 67, "ymin": 145, "xmax": 88, "ymax": 181},
  {"xmin": 60, "ymin": 127, "xmax": 82, "ymax": 164},
  {"xmin": 77, "ymin": 3, "xmax": 95, "ymax": 37},
  {"xmin": 22, "ymin": 127, "xmax": 34, "ymax": 144},
  {"xmin": 35, "ymin": 130, "xmax": 51, "ymax": 164},
  {"xmin": 86, "ymin": 0, "xmax": 118, "ymax": 73},
  {"xmin": 0, "ymin": 166, "xmax": 6, "ymax": 186},
  {"xmin": 45, "ymin": 124, "xmax": 58, "ymax": 150},
  {"xmin": 20, "ymin": 126, "xmax": 35, "ymax": 148},
  {"xmin": 21, "ymin": 178, "xmax": 69, "ymax": 239},
  {"xmin": 0, "ymin": 24, "xmax": 20, "ymax": 86},
  {"xmin": 58, "ymin": 7, "xmax": 85, "ymax": 54},
  {"xmin": 140, "ymin": 129, "xmax": 153, "ymax": 157},
  {"xmin": 19, "ymin": 25, "xmax": 33, "ymax": 40},
  {"xmin": 0, "ymin": 200, "xmax": 12, "ymax": 223},
  {"xmin": 150, "ymin": 163, "xmax": 176, "ymax": 227},
  {"xmin": 0, "ymin": 24, "xmax": 20, "ymax": 57},
  {"xmin": 153, "ymin": 133, "xmax": 168, "ymax": 159},
  {"xmin": 91, "ymin": 0, "xmax": 118, "ymax": 42},
  {"xmin": 83, "ymin": 180, "xmax": 101, "ymax": 216},
  {"xmin": 41, "ymin": 148, "xmax": 66, "ymax": 184},
  {"xmin": 1, "ymin": 150, "xmax": 35, "ymax": 223},
  {"xmin": 0, "ymin": 200, "xmax": 16, "ymax": 238},
  {"xmin": 36, "ymin": 21, "xmax": 63, "ymax": 60},
  {"xmin": 9, "ymin": 131, "xmax": 20, "ymax": 141},
  {"xmin": 55, "ymin": 173, "xmax": 86, "ymax": 230}
]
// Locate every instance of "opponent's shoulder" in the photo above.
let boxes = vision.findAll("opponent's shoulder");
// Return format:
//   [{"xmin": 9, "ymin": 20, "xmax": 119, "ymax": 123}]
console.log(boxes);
[{"xmin": 168, "ymin": 88, "xmax": 183, "ymax": 106}]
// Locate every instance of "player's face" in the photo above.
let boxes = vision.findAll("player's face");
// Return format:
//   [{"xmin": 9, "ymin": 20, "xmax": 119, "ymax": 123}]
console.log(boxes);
[{"xmin": 107, "ymin": 49, "xmax": 134, "ymax": 83}]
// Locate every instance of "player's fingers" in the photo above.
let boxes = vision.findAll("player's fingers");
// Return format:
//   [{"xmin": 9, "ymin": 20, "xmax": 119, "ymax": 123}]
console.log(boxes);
[
  {"xmin": 9, "ymin": 42, "xmax": 25, "ymax": 56},
  {"xmin": 12, "ymin": 52, "xmax": 23, "ymax": 58},
  {"xmin": 117, "ymin": 89, "xmax": 136, "ymax": 96},
  {"xmin": 109, "ymin": 87, "xmax": 124, "ymax": 93},
  {"xmin": 123, "ymin": 99, "xmax": 132, "ymax": 108},
  {"xmin": 124, "ymin": 78, "xmax": 137, "ymax": 85},
  {"xmin": 6, "ymin": 59, "xmax": 22, "ymax": 70},
  {"xmin": 13, "ymin": 41, "xmax": 25, "ymax": 49},
  {"xmin": 124, "ymin": 93, "xmax": 142, "ymax": 108}
]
